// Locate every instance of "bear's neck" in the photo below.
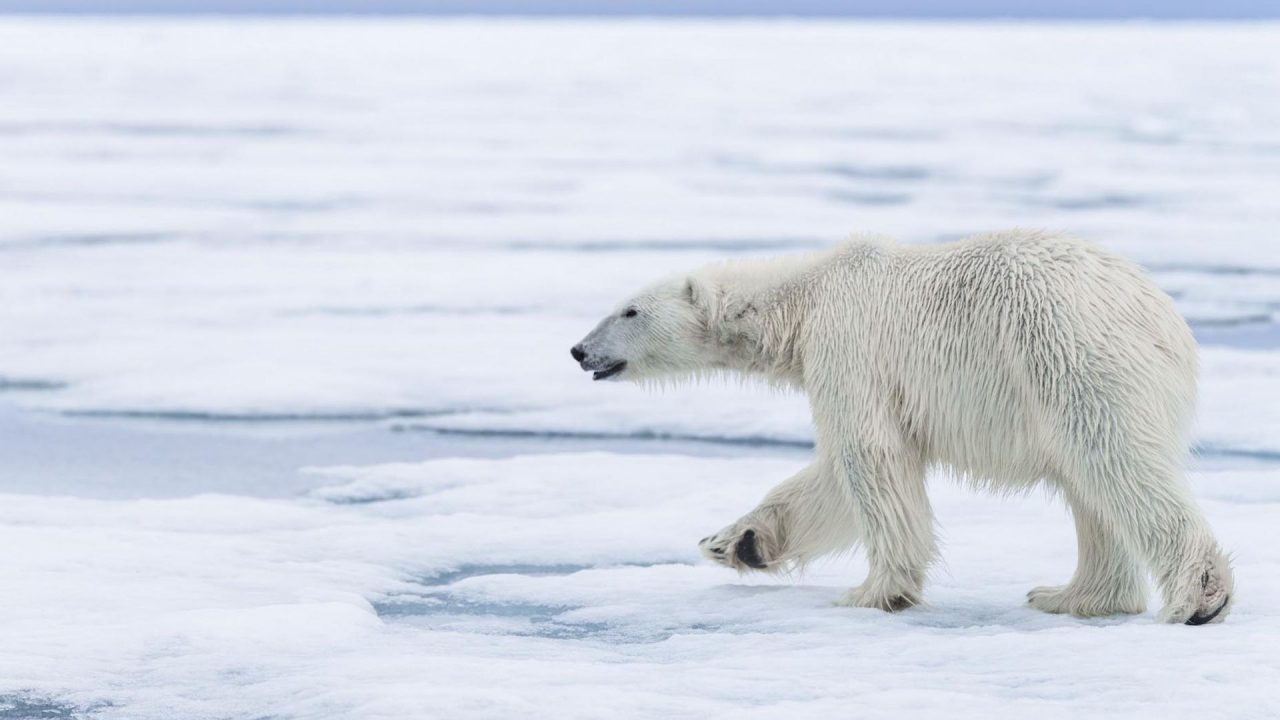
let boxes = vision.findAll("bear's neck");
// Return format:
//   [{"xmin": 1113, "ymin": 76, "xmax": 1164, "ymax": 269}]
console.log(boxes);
[{"xmin": 705, "ymin": 256, "xmax": 815, "ymax": 390}]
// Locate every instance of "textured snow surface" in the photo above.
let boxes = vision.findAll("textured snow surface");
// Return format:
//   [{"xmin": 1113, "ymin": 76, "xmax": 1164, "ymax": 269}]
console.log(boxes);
[
  {"xmin": 1, "ymin": 18, "xmax": 1279, "ymax": 720},
  {"xmin": 1, "ymin": 19, "xmax": 1278, "ymax": 453},
  {"xmin": 2, "ymin": 454, "xmax": 1279, "ymax": 720}
]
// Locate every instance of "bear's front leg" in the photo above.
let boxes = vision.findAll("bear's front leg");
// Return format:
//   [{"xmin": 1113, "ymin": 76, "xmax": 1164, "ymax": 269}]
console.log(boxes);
[
  {"xmin": 699, "ymin": 462, "xmax": 859, "ymax": 572},
  {"xmin": 830, "ymin": 442, "xmax": 936, "ymax": 612}
]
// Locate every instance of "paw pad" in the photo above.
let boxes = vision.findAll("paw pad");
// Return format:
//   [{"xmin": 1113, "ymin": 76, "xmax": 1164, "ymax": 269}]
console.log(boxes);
[
  {"xmin": 733, "ymin": 529, "xmax": 767, "ymax": 569},
  {"xmin": 699, "ymin": 523, "xmax": 773, "ymax": 571}
]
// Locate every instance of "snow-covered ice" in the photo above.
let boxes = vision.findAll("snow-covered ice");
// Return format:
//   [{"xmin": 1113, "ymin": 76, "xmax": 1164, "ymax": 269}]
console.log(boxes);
[
  {"xmin": 1, "ymin": 20, "xmax": 1278, "ymax": 456},
  {"xmin": 3, "ymin": 454, "xmax": 1280, "ymax": 719},
  {"xmin": 0, "ymin": 17, "xmax": 1278, "ymax": 720}
]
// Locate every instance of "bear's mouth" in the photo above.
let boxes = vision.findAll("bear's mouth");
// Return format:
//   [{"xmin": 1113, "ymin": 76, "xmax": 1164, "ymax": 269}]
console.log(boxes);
[{"xmin": 592, "ymin": 360, "xmax": 627, "ymax": 381}]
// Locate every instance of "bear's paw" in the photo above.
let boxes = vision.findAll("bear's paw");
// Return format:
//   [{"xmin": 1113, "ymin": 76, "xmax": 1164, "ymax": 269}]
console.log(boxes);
[{"xmin": 698, "ymin": 523, "xmax": 779, "ymax": 572}]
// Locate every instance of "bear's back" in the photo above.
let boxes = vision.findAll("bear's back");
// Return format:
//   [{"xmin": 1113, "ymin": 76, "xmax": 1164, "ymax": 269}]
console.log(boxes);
[{"xmin": 851, "ymin": 230, "xmax": 1197, "ymax": 484}]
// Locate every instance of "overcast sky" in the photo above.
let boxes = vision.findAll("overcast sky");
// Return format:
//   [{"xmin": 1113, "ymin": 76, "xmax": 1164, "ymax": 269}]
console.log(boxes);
[{"xmin": 1, "ymin": 0, "xmax": 1278, "ymax": 19}]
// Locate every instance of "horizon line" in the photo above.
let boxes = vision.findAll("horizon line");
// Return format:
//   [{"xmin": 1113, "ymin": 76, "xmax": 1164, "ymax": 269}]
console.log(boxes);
[{"xmin": 3, "ymin": 11, "xmax": 1279, "ymax": 20}]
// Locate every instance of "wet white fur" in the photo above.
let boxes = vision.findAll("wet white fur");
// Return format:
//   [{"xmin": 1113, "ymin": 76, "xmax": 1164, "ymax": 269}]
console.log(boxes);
[{"xmin": 576, "ymin": 229, "xmax": 1233, "ymax": 622}]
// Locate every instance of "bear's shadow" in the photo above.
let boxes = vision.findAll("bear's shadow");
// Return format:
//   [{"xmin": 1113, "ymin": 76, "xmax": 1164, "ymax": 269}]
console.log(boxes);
[{"xmin": 708, "ymin": 582, "xmax": 1142, "ymax": 631}]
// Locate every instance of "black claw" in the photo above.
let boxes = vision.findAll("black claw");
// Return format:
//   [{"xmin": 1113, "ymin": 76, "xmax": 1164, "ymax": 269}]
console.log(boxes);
[
  {"xmin": 1185, "ymin": 595, "xmax": 1229, "ymax": 626},
  {"xmin": 886, "ymin": 595, "xmax": 917, "ymax": 612},
  {"xmin": 733, "ymin": 529, "xmax": 767, "ymax": 569}
]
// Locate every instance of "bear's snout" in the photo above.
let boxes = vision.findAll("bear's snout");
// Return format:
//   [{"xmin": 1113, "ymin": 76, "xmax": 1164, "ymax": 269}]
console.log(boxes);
[{"xmin": 570, "ymin": 340, "xmax": 627, "ymax": 381}]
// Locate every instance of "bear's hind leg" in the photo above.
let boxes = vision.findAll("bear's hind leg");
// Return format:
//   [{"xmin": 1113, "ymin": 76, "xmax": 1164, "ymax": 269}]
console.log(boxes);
[
  {"xmin": 1083, "ymin": 464, "xmax": 1233, "ymax": 624},
  {"xmin": 699, "ymin": 461, "xmax": 858, "ymax": 572},
  {"xmin": 1028, "ymin": 491, "xmax": 1147, "ymax": 617},
  {"xmin": 1132, "ymin": 495, "xmax": 1233, "ymax": 625}
]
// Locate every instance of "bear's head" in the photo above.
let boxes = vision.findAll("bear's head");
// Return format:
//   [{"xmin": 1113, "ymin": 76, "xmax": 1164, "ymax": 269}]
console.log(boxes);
[{"xmin": 570, "ymin": 274, "xmax": 717, "ymax": 383}]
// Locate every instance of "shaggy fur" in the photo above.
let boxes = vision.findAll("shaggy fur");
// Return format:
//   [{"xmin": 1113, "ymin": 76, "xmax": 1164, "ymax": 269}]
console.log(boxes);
[{"xmin": 571, "ymin": 230, "xmax": 1233, "ymax": 624}]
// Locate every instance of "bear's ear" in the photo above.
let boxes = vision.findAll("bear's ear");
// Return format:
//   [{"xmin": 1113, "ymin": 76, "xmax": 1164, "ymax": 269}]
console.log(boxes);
[{"xmin": 684, "ymin": 275, "xmax": 713, "ymax": 311}]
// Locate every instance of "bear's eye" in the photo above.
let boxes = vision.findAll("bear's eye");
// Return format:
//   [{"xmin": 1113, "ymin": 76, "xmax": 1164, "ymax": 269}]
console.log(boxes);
[{"xmin": 623, "ymin": 308, "xmax": 638, "ymax": 318}]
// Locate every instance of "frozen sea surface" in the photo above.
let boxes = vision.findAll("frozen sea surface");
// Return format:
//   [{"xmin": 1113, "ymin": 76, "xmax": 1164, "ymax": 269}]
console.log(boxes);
[
  {"xmin": 3, "ymin": 454, "xmax": 1280, "ymax": 719},
  {"xmin": 0, "ymin": 18, "xmax": 1278, "ymax": 720},
  {"xmin": 1, "ymin": 19, "xmax": 1279, "ymax": 454}
]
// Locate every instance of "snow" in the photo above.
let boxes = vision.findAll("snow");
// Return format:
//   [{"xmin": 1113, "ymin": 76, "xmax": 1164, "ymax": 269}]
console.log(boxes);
[
  {"xmin": 0, "ymin": 16, "xmax": 1278, "ymax": 720},
  {"xmin": 2, "ymin": 454, "xmax": 1279, "ymax": 719},
  {"xmin": 1, "ymin": 20, "xmax": 1279, "ymax": 455}
]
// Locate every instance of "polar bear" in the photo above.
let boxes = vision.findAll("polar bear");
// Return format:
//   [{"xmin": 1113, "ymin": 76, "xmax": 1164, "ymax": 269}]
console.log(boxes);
[{"xmin": 570, "ymin": 230, "xmax": 1233, "ymax": 624}]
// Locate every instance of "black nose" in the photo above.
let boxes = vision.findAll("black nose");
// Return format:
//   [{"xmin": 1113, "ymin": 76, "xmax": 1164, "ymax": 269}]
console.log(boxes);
[{"xmin": 570, "ymin": 345, "xmax": 586, "ymax": 362}]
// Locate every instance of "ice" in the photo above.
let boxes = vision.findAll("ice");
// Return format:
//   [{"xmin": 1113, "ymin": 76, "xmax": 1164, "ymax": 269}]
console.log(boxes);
[
  {"xmin": 1, "ymin": 19, "xmax": 1279, "ymax": 455},
  {"xmin": 1, "ymin": 240, "xmax": 1276, "ymax": 456},
  {"xmin": 1, "ymin": 17, "xmax": 1279, "ymax": 720},
  {"xmin": 2, "ymin": 453, "xmax": 1280, "ymax": 719}
]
